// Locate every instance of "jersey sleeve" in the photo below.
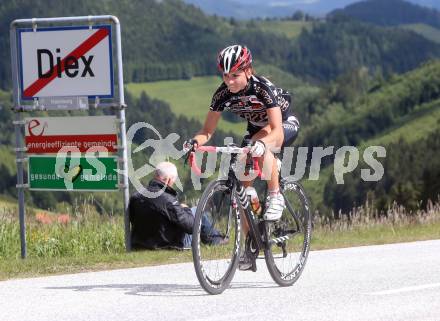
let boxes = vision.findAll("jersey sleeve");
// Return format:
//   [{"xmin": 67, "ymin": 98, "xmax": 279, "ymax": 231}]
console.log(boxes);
[
  {"xmin": 255, "ymin": 81, "xmax": 279, "ymax": 109},
  {"xmin": 210, "ymin": 83, "xmax": 229, "ymax": 112}
]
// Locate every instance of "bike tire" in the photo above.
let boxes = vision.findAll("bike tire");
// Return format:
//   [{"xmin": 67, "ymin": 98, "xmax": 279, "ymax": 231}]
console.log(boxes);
[
  {"xmin": 264, "ymin": 179, "xmax": 312, "ymax": 287},
  {"xmin": 192, "ymin": 180, "xmax": 241, "ymax": 294}
]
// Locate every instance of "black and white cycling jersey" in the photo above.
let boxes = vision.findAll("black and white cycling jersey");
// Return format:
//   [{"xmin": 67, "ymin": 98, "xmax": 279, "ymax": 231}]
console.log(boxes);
[{"xmin": 210, "ymin": 75, "xmax": 297, "ymax": 128}]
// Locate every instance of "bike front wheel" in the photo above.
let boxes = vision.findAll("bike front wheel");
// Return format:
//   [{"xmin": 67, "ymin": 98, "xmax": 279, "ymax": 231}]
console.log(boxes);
[
  {"xmin": 192, "ymin": 180, "xmax": 241, "ymax": 294},
  {"xmin": 264, "ymin": 179, "xmax": 312, "ymax": 286}
]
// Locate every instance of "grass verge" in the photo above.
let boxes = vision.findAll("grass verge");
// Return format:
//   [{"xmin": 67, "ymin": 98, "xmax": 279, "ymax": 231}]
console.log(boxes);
[
  {"xmin": 0, "ymin": 201, "xmax": 439, "ymax": 281},
  {"xmin": 1, "ymin": 222, "xmax": 439, "ymax": 281}
]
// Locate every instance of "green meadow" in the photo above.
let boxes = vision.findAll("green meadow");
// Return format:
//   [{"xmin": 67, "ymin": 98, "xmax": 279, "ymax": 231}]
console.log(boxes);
[
  {"xmin": 256, "ymin": 20, "xmax": 312, "ymax": 40},
  {"xmin": 126, "ymin": 76, "xmax": 246, "ymax": 135}
]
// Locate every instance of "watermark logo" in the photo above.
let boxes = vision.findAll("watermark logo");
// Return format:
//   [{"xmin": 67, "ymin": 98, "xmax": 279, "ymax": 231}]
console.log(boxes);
[
  {"xmin": 121, "ymin": 122, "xmax": 186, "ymax": 198},
  {"xmin": 54, "ymin": 121, "xmax": 387, "ymax": 197},
  {"xmin": 121, "ymin": 122, "xmax": 387, "ymax": 197}
]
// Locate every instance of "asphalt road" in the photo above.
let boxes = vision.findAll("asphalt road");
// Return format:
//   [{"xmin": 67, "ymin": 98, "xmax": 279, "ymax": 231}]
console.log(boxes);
[{"xmin": 1, "ymin": 240, "xmax": 439, "ymax": 321}]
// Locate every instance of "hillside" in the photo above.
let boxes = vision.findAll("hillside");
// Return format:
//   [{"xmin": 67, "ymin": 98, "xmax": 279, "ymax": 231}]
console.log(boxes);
[
  {"xmin": 323, "ymin": 127, "xmax": 440, "ymax": 213},
  {"xmin": 288, "ymin": 15, "xmax": 440, "ymax": 82},
  {"xmin": 2, "ymin": 0, "xmax": 440, "ymax": 89},
  {"xmin": 254, "ymin": 20, "xmax": 312, "ymax": 40},
  {"xmin": 299, "ymin": 60, "xmax": 440, "ymax": 212},
  {"xmin": 330, "ymin": 0, "xmax": 440, "ymax": 28},
  {"xmin": 400, "ymin": 23, "xmax": 440, "ymax": 43},
  {"xmin": 301, "ymin": 60, "xmax": 440, "ymax": 147},
  {"xmin": 305, "ymin": 98, "xmax": 440, "ymax": 212}
]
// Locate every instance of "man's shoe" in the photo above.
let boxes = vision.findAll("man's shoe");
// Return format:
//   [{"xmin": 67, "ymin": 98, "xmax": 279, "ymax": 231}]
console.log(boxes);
[
  {"xmin": 238, "ymin": 251, "xmax": 257, "ymax": 272},
  {"xmin": 263, "ymin": 193, "xmax": 285, "ymax": 221}
]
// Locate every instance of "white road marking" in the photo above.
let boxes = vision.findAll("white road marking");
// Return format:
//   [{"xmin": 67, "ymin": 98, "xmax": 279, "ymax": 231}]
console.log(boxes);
[{"xmin": 369, "ymin": 283, "xmax": 440, "ymax": 295}]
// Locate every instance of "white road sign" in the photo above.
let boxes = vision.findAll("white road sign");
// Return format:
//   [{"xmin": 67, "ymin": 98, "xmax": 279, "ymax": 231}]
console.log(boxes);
[
  {"xmin": 19, "ymin": 25, "xmax": 113, "ymax": 99},
  {"xmin": 24, "ymin": 115, "xmax": 118, "ymax": 153}
]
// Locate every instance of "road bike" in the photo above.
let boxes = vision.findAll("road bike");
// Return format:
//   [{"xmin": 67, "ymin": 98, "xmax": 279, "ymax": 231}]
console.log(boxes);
[{"xmin": 186, "ymin": 144, "xmax": 312, "ymax": 294}]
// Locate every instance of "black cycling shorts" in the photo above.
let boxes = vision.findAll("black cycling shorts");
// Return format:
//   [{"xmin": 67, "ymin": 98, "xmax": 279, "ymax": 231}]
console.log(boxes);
[{"xmin": 241, "ymin": 116, "xmax": 300, "ymax": 148}]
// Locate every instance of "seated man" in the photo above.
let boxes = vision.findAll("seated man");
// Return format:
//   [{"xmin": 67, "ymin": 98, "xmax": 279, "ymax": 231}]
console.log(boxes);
[{"xmin": 129, "ymin": 161, "xmax": 224, "ymax": 250}]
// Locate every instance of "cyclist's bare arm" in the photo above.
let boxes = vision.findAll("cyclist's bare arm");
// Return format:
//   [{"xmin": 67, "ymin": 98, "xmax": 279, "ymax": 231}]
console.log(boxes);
[{"xmin": 193, "ymin": 111, "xmax": 222, "ymax": 145}]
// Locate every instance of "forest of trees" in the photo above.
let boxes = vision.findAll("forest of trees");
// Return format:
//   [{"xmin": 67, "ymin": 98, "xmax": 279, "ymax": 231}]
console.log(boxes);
[
  {"xmin": 1, "ymin": 0, "xmax": 440, "ymax": 88},
  {"xmin": 300, "ymin": 61, "xmax": 440, "ymax": 148},
  {"xmin": 324, "ymin": 128, "xmax": 440, "ymax": 214},
  {"xmin": 287, "ymin": 14, "xmax": 440, "ymax": 82},
  {"xmin": 282, "ymin": 60, "xmax": 440, "ymax": 215},
  {"xmin": 331, "ymin": 0, "xmax": 440, "ymax": 28}
]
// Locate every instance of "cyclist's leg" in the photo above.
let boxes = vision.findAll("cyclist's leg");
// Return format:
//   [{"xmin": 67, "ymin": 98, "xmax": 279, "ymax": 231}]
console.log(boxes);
[
  {"xmin": 276, "ymin": 116, "xmax": 300, "ymax": 176},
  {"xmin": 249, "ymin": 126, "xmax": 281, "ymax": 196},
  {"xmin": 239, "ymin": 126, "xmax": 260, "ymax": 236},
  {"xmin": 238, "ymin": 122, "xmax": 273, "ymax": 226},
  {"xmin": 281, "ymin": 116, "xmax": 300, "ymax": 151},
  {"xmin": 249, "ymin": 117, "xmax": 299, "ymax": 220}
]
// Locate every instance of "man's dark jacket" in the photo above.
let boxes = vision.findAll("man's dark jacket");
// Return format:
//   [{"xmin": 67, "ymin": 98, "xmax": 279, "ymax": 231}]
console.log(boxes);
[{"xmin": 129, "ymin": 179, "xmax": 194, "ymax": 249}]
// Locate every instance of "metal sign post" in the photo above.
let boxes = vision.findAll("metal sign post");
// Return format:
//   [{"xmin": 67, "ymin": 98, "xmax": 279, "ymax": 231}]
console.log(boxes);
[
  {"xmin": 13, "ymin": 114, "xmax": 27, "ymax": 258},
  {"xmin": 10, "ymin": 15, "xmax": 131, "ymax": 258},
  {"xmin": 114, "ymin": 19, "xmax": 131, "ymax": 251}
]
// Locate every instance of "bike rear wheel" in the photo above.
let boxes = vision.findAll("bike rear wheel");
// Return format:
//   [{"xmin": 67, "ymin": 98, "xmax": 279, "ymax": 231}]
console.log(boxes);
[
  {"xmin": 192, "ymin": 180, "xmax": 241, "ymax": 294},
  {"xmin": 264, "ymin": 179, "xmax": 312, "ymax": 286}
]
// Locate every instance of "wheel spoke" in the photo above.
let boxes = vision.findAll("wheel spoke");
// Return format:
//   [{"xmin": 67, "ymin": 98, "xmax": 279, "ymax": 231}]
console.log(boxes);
[
  {"xmin": 264, "ymin": 181, "xmax": 312, "ymax": 286},
  {"xmin": 192, "ymin": 180, "xmax": 240, "ymax": 295}
]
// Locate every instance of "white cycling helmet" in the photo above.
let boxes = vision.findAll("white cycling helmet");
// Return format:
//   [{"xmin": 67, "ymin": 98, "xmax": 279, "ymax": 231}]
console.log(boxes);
[{"xmin": 217, "ymin": 45, "xmax": 252, "ymax": 75}]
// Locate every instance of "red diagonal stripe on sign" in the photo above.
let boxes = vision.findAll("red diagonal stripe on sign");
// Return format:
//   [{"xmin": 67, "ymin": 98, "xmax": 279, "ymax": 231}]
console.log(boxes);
[{"xmin": 23, "ymin": 28, "xmax": 109, "ymax": 98}]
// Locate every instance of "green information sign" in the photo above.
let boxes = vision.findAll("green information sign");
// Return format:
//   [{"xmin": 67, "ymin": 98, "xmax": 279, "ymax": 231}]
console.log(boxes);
[{"xmin": 28, "ymin": 155, "xmax": 119, "ymax": 191}]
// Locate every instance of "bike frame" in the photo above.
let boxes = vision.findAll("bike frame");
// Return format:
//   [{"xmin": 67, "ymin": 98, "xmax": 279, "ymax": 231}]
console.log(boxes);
[
  {"xmin": 230, "ymin": 168, "xmax": 305, "ymax": 254},
  {"xmin": 188, "ymin": 145, "xmax": 273, "ymax": 256}
]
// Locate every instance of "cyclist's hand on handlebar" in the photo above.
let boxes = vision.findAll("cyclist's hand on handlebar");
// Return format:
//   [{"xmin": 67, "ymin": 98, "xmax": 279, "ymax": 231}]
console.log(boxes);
[
  {"xmin": 183, "ymin": 138, "xmax": 198, "ymax": 153},
  {"xmin": 250, "ymin": 140, "xmax": 265, "ymax": 157}
]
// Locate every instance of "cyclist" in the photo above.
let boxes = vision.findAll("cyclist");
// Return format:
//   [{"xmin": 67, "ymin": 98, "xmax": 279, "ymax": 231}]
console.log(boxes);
[{"xmin": 184, "ymin": 44, "xmax": 300, "ymax": 270}]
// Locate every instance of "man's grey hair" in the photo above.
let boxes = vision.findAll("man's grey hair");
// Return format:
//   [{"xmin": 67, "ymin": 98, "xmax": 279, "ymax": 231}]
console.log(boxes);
[{"xmin": 155, "ymin": 162, "xmax": 178, "ymax": 180}]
